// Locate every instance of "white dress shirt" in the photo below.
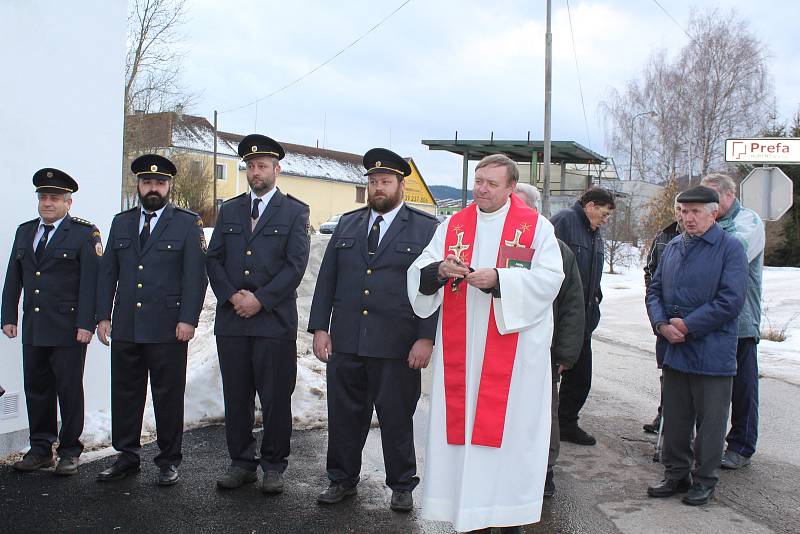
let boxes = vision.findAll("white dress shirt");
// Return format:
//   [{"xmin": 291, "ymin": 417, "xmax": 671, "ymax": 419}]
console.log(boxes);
[
  {"xmin": 138, "ymin": 204, "xmax": 167, "ymax": 234},
  {"xmin": 250, "ymin": 187, "xmax": 277, "ymax": 219},
  {"xmin": 367, "ymin": 201, "xmax": 404, "ymax": 245},
  {"xmin": 32, "ymin": 215, "xmax": 66, "ymax": 249}
]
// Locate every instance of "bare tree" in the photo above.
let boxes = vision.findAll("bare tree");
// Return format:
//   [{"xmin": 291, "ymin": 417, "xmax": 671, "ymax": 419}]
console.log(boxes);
[
  {"xmin": 638, "ymin": 176, "xmax": 681, "ymax": 258},
  {"xmin": 125, "ymin": 0, "xmax": 191, "ymax": 116},
  {"xmin": 601, "ymin": 9, "xmax": 773, "ymax": 185},
  {"xmin": 604, "ymin": 193, "xmax": 638, "ymax": 274},
  {"xmin": 170, "ymin": 151, "xmax": 212, "ymax": 217}
]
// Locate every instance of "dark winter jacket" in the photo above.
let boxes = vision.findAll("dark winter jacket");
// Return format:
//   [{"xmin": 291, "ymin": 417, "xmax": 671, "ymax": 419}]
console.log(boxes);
[
  {"xmin": 550, "ymin": 201, "xmax": 604, "ymax": 334},
  {"xmin": 643, "ymin": 221, "xmax": 680, "ymax": 289},
  {"xmin": 551, "ymin": 239, "xmax": 585, "ymax": 382},
  {"xmin": 646, "ymin": 223, "xmax": 747, "ymax": 376}
]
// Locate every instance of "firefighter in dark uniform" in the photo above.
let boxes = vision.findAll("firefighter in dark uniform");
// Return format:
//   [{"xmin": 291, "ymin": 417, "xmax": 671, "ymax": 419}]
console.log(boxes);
[
  {"xmin": 2, "ymin": 168, "xmax": 102, "ymax": 476},
  {"xmin": 309, "ymin": 148, "xmax": 439, "ymax": 512},
  {"xmin": 95, "ymin": 154, "xmax": 207, "ymax": 486},
  {"xmin": 206, "ymin": 134, "xmax": 310, "ymax": 494}
]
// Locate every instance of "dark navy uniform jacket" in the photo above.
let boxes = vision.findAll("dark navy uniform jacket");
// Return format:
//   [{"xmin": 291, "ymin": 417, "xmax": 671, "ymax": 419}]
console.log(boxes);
[
  {"xmin": 2, "ymin": 215, "xmax": 101, "ymax": 347},
  {"xmin": 206, "ymin": 190, "xmax": 310, "ymax": 340},
  {"xmin": 96, "ymin": 203, "xmax": 208, "ymax": 343},
  {"xmin": 308, "ymin": 204, "xmax": 439, "ymax": 359}
]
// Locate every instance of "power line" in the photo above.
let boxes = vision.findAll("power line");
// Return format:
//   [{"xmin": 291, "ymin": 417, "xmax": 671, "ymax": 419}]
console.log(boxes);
[
  {"xmin": 565, "ymin": 0, "xmax": 591, "ymax": 147},
  {"xmin": 652, "ymin": 0, "xmax": 692, "ymax": 40},
  {"xmin": 220, "ymin": 0, "xmax": 413, "ymax": 114}
]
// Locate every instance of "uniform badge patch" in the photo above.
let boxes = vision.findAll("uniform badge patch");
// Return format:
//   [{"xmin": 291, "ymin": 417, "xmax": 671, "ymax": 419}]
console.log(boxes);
[
  {"xmin": 197, "ymin": 217, "xmax": 207, "ymax": 252},
  {"xmin": 93, "ymin": 229, "xmax": 103, "ymax": 256}
]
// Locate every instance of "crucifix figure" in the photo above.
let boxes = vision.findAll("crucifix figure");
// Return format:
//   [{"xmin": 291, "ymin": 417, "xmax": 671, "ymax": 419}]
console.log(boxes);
[
  {"xmin": 448, "ymin": 231, "xmax": 470, "ymax": 262},
  {"xmin": 504, "ymin": 229, "xmax": 526, "ymax": 248}
]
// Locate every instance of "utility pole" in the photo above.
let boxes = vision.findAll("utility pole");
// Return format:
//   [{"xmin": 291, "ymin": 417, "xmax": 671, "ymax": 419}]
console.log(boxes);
[
  {"xmin": 542, "ymin": 0, "xmax": 552, "ymax": 217},
  {"xmin": 213, "ymin": 110, "xmax": 218, "ymax": 219},
  {"xmin": 628, "ymin": 110, "xmax": 656, "ymax": 180}
]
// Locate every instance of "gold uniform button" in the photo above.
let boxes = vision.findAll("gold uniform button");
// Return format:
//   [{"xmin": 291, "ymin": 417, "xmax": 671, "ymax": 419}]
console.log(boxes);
[
  {"xmin": 362, "ymin": 310, "xmax": 368, "ymax": 316},
  {"xmin": 34, "ymin": 307, "xmax": 40, "ymax": 312},
  {"xmin": 364, "ymin": 289, "xmax": 370, "ymax": 295},
  {"xmin": 63, "ymin": 253, "xmax": 68, "ymax": 257},
  {"xmin": 34, "ymin": 289, "xmax": 40, "ymax": 295},
  {"xmin": 273, "ymin": 229, "xmax": 279, "ymax": 234},
  {"xmin": 136, "ymin": 302, "xmax": 142, "ymax": 308},
  {"xmin": 35, "ymin": 271, "xmax": 41, "ymax": 277},
  {"xmin": 137, "ymin": 283, "xmax": 143, "ymax": 288},
  {"xmin": 167, "ymin": 245, "xmax": 172, "ymax": 249},
  {"xmin": 138, "ymin": 265, "xmax": 144, "ymax": 270},
  {"xmin": 246, "ymin": 250, "xmax": 252, "ymax": 256},
  {"xmin": 366, "ymin": 269, "xmax": 372, "ymax": 275},
  {"xmin": 244, "ymin": 270, "xmax": 250, "ymax": 276}
]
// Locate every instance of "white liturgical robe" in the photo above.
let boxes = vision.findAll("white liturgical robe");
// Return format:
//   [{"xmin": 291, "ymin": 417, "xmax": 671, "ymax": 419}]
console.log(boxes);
[{"xmin": 407, "ymin": 198, "xmax": 564, "ymax": 531}]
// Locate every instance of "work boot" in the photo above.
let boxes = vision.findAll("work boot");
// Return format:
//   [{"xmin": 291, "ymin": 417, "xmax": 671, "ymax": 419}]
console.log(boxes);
[
  {"xmin": 317, "ymin": 483, "xmax": 357, "ymax": 504},
  {"xmin": 682, "ymin": 483, "xmax": 714, "ymax": 506},
  {"xmin": 647, "ymin": 477, "xmax": 691, "ymax": 498},
  {"xmin": 543, "ymin": 470, "xmax": 555, "ymax": 498},
  {"xmin": 54, "ymin": 456, "xmax": 79, "ymax": 476},
  {"xmin": 390, "ymin": 490, "xmax": 413, "ymax": 512},
  {"xmin": 261, "ymin": 471, "xmax": 284, "ymax": 494},
  {"xmin": 13, "ymin": 453, "xmax": 55, "ymax": 472},
  {"xmin": 216, "ymin": 466, "xmax": 257, "ymax": 489},
  {"xmin": 643, "ymin": 414, "xmax": 661, "ymax": 434},
  {"xmin": 721, "ymin": 450, "xmax": 751, "ymax": 470},
  {"xmin": 560, "ymin": 425, "xmax": 596, "ymax": 446}
]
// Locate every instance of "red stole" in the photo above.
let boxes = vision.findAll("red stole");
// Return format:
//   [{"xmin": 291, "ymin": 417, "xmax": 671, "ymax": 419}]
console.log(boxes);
[{"xmin": 441, "ymin": 194, "xmax": 538, "ymax": 447}]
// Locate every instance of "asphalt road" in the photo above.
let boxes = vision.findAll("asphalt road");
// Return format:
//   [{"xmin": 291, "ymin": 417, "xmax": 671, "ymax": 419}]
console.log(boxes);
[{"xmin": 2, "ymin": 335, "xmax": 798, "ymax": 533}]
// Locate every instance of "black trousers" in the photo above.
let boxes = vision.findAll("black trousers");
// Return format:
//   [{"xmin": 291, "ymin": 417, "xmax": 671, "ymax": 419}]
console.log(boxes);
[
  {"xmin": 326, "ymin": 353, "xmax": 421, "ymax": 491},
  {"xmin": 662, "ymin": 368, "xmax": 732, "ymax": 487},
  {"xmin": 110, "ymin": 341, "xmax": 187, "ymax": 467},
  {"xmin": 22, "ymin": 344, "xmax": 86, "ymax": 458},
  {"xmin": 217, "ymin": 336, "xmax": 297, "ymax": 473},
  {"xmin": 558, "ymin": 334, "xmax": 592, "ymax": 427}
]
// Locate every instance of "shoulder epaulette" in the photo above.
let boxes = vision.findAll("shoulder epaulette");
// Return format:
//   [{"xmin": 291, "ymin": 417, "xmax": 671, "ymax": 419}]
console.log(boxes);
[
  {"xmin": 223, "ymin": 193, "xmax": 248, "ymax": 204},
  {"xmin": 120, "ymin": 206, "xmax": 139, "ymax": 214},
  {"xmin": 342, "ymin": 206, "xmax": 369, "ymax": 217},
  {"xmin": 174, "ymin": 206, "xmax": 199, "ymax": 216},
  {"xmin": 71, "ymin": 216, "xmax": 95, "ymax": 228},
  {"xmin": 19, "ymin": 218, "xmax": 39, "ymax": 227},
  {"xmin": 286, "ymin": 193, "xmax": 308, "ymax": 206},
  {"xmin": 405, "ymin": 205, "xmax": 438, "ymax": 220}
]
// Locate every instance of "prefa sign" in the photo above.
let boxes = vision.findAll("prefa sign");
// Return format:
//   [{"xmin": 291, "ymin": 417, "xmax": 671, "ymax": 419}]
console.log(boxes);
[{"xmin": 725, "ymin": 138, "xmax": 800, "ymax": 163}]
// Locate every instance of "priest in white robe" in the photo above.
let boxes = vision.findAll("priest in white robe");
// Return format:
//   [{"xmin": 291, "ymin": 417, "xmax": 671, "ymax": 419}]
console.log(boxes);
[{"xmin": 407, "ymin": 155, "xmax": 564, "ymax": 533}]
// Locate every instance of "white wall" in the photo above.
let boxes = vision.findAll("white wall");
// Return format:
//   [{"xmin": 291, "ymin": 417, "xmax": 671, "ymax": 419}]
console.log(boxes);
[{"xmin": 0, "ymin": 1, "xmax": 126, "ymax": 442}]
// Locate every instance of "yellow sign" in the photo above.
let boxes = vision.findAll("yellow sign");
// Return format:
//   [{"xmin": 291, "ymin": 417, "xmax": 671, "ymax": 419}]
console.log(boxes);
[{"xmin": 404, "ymin": 159, "xmax": 435, "ymax": 205}]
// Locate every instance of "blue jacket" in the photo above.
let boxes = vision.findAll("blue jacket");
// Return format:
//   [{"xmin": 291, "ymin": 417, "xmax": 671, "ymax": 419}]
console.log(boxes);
[
  {"xmin": 97, "ymin": 204, "xmax": 208, "ymax": 343},
  {"xmin": 206, "ymin": 190, "xmax": 310, "ymax": 340},
  {"xmin": 308, "ymin": 204, "xmax": 439, "ymax": 359},
  {"xmin": 2, "ymin": 215, "xmax": 101, "ymax": 347},
  {"xmin": 550, "ymin": 201, "xmax": 604, "ymax": 333},
  {"xmin": 646, "ymin": 223, "xmax": 747, "ymax": 376}
]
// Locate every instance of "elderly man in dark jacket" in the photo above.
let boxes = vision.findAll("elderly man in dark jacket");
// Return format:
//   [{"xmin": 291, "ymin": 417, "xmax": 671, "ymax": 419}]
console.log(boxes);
[
  {"xmin": 642, "ymin": 199, "xmax": 682, "ymax": 434},
  {"xmin": 646, "ymin": 185, "xmax": 747, "ymax": 506},
  {"xmin": 515, "ymin": 183, "xmax": 585, "ymax": 498},
  {"xmin": 550, "ymin": 187, "xmax": 615, "ymax": 446}
]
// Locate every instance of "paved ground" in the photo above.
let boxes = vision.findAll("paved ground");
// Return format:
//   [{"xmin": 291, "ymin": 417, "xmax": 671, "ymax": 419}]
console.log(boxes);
[{"xmin": 2, "ymin": 335, "xmax": 799, "ymax": 533}]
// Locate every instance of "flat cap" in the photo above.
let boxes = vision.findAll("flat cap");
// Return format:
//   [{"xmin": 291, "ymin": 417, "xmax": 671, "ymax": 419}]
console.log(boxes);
[
  {"xmin": 238, "ymin": 134, "xmax": 285, "ymax": 161},
  {"xmin": 131, "ymin": 154, "xmax": 176, "ymax": 180},
  {"xmin": 33, "ymin": 168, "xmax": 78, "ymax": 194},
  {"xmin": 363, "ymin": 148, "xmax": 411, "ymax": 177},
  {"xmin": 677, "ymin": 185, "xmax": 719, "ymax": 204}
]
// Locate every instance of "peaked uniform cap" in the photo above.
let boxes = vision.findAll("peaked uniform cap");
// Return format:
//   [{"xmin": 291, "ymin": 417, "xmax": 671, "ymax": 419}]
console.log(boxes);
[
  {"xmin": 33, "ymin": 168, "xmax": 79, "ymax": 194},
  {"xmin": 131, "ymin": 154, "xmax": 176, "ymax": 180},
  {"xmin": 238, "ymin": 134, "xmax": 285, "ymax": 161},
  {"xmin": 363, "ymin": 148, "xmax": 411, "ymax": 177}
]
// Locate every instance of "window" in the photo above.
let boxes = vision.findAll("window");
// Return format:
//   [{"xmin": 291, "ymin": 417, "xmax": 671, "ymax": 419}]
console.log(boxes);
[
  {"xmin": 215, "ymin": 163, "xmax": 225, "ymax": 180},
  {"xmin": 356, "ymin": 186, "xmax": 366, "ymax": 203}
]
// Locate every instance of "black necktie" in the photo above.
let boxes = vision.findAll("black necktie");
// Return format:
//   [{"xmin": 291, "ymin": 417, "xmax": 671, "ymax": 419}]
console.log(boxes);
[
  {"xmin": 368, "ymin": 215, "xmax": 383, "ymax": 255},
  {"xmin": 251, "ymin": 198, "xmax": 262, "ymax": 220},
  {"xmin": 35, "ymin": 224, "xmax": 54, "ymax": 261},
  {"xmin": 140, "ymin": 212, "xmax": 156, "ymax": 249}
]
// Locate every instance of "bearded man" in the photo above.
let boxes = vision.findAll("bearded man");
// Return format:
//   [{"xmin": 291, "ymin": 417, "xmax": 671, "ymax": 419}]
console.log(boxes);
[
  {"xmin": 95, "ymin": 154, "xmax": 207, "ymax": 486},
  {"xmin": 308, "ymin": 148, "xmax": 438, "ymax": 512}
]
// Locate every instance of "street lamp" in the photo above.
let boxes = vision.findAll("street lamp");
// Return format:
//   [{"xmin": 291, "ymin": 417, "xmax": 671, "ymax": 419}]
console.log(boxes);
[{"xmin": 628, "ymin": 110, "xmax": 657, "ymax": 180}]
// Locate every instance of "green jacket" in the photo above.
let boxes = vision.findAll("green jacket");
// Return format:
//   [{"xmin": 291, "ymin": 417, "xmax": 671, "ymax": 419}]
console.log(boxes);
[{"xmin": 552, "ymin": 239, "xmax": 586, "ymax": 380}]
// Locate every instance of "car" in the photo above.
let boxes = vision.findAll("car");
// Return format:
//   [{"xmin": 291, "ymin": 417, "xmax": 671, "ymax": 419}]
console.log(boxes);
[{"xmin": 318, "ymin": 214, "xmax": 341, "ymax": 234}]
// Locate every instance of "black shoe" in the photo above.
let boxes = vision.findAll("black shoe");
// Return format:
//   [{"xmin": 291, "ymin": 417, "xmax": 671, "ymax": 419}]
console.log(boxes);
[
  {"xmin": 682, "ymin": 483, "xmax": 714, "ymax": 506},
  {"xmin": 157, "ymin": 465, "xmax": 179, "ymax": 486},
  {"xmin": 543, "ymin": 470, "xmax": 555, "ymax": 498},
  {"xmin": 390, "ymin": 490, "xmax": 413, "ymax": 512},
  {"xmin": 647, "ymin": 477, "xmax": 691, "ymax": 498},
  {"xmin": 560, "ymin": 425, "xmax": 597, "ymax": 446},
  {"xmin": 317, "ymin": 483, "xmax": 357, "ymax": 504},
  {"xmin": 54, "ymin": 456, "xmax": 79, "ymax": 476},
  {"xmin": 643, "ymin": 414, "xmax": 661, "ymax": 434},
  {"xmin": 216, "ymin": 466, "xmax": 258, "ymax": 489},
  {"xmin": 96, "ymin": 460, "xmax": 141, "ymax": 482},
  {"xmin": 499, "ymin": 528, "xmax": 522, "ymax": 534},
  {"xmin": 261, "ymin": 471, "xmax": 284, "ymax": 494},
  {"xmin": 13, "ymin": 453, "xmax": 54, "ymax": 472}
]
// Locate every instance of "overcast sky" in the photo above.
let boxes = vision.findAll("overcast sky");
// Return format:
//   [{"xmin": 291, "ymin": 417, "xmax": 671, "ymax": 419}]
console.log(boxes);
[{"xmin": 179, "ymin": 0, "xmax": 800, "ymax": 187}]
